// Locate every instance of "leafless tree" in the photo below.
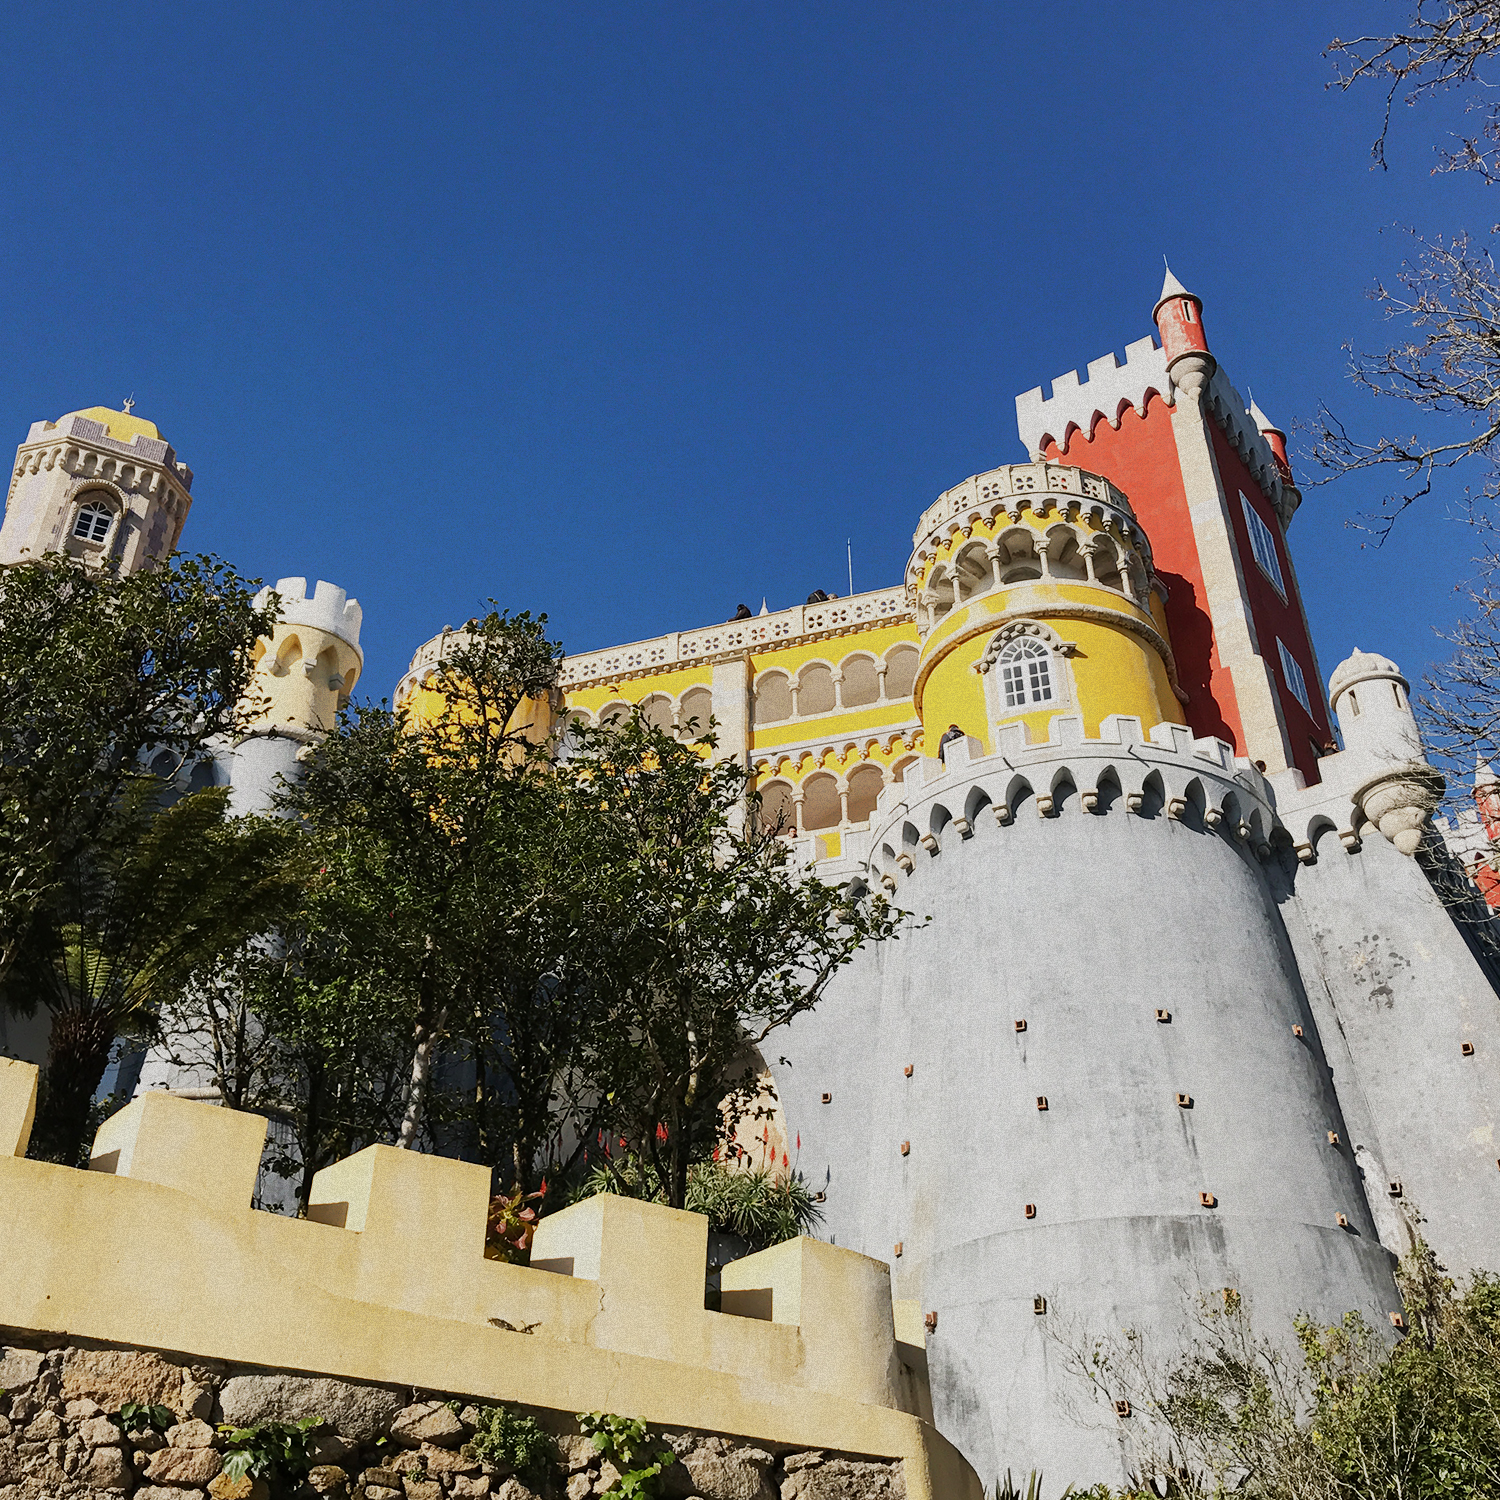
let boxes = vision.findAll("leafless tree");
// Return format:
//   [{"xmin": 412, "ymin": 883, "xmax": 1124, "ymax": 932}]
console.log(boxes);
[
  {"xmin": 1329, "ymin": 2, "xmax": 1500, "ymax": 178},
  {"xmin": 1312, "ymin": 6, "xmax": 1500, "ymax": 833},
  {"xmin": 1309, "ymin": 9, "xmax": 1500, "ymax": 538}
]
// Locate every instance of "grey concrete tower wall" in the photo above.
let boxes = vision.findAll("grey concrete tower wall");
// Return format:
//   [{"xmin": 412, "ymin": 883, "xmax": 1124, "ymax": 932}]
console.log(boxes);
[
  {"xmin": 1280, "ymin": 830, "xmax": 1500, "ymax": 1275},
  {"xmin": 772, "ymin": 719, "xmax": 1402, "ymax": 1489},
  {"xmin": 223, "ymin": 728, "xmax": 309, "ymax": 817}
]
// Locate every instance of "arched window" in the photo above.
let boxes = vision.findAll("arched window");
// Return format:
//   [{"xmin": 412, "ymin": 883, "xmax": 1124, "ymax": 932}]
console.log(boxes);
[
  {"xmin": 801, "ymin": 773, "xmax": 841, "ymax": 831},
  {"xmin": 639, "ymin": 694, "xmax": 674, "ymax": 734},
  {"xmin": 998, "ymin": 638, "xmax": 1053, "ymax": 708},
  {"xmin": 797, "ymin": 664, "xmax": 836, "ymax": 716},
  {"xmin": 839, "ymin": 655, "xmax": 879, "ymax": 707},
  {"xmin": 679, "ymin": 685, "xmax": 713, "ymax": 734},
  {"xmin": 846, "ymin": 763, "xmax": 885, "ymax": 823},
  {"xmin": 753, "ymin": 673, "xmax": 791, "ymax": 725},
  {"xmin": 884, "ymin": 646, "xmax": 918, "ymax": 699},
  {"xmin": 756, "ymin": 779, "xmax": 795, "ymax": 836},
  {"xmin": 73, "ymin": 500, "xmax": 112, "ymax": 543}
]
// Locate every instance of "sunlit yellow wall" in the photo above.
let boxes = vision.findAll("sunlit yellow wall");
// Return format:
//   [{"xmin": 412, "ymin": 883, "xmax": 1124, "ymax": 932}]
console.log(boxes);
[
  {"xmin": 912, "ymin": 509, "xmax": 1183, "ymax": 754},
  {"xmin": 916, "ymin": 585, "xmax": 1181, "ymax": 752},
  {"xmin": 400, "ymin": 679, "xmax": 561, "ymax": 746},
  {"xmin": 566, "ymin": 664, "xmax": 716, "ymax": 719}
]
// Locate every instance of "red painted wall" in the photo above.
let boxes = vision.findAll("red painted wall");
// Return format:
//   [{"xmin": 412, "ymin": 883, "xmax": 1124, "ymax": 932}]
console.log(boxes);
[
  {"xmin": 1043, "ymin": 396, "xmax": 1245, "ymax": 753},
  {"xmin": 1209, "ymin": 427, "xmax": 1330, "ymax": 786}
]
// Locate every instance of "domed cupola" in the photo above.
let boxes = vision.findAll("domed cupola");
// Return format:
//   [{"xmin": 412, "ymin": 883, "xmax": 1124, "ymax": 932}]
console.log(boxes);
[{"xmin": 905, "ymin": 461, "xmax": 1188, "ymax": 752}]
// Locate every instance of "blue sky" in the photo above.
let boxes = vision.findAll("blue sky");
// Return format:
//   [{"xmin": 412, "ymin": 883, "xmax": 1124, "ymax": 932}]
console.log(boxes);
[{"xmin": 1, "ymin": 3, "xmax": 1491, "ymax": 705}]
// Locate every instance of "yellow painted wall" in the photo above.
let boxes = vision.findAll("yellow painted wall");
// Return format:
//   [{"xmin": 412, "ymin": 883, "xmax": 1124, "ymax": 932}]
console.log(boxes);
[
  {"xmin": 0, "ymin": 1065, "xmax": 981, "ymax": 1500},
  {"xmin": 915, "ymin": 581, "xmax": 1183, "ymax": 753}
]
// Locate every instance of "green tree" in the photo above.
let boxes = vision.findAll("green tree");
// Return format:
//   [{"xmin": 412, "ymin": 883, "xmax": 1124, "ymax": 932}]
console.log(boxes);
[
  {"xmin": 11, "ymin": 786, "xmax": 304, "ymax": 1164},
  {"xmin": 566, "ymin": 712, "xmax": 906, "ymax": 1211},
  {"xmin": 283, "ymin": 609, "xmax": 564, "ymax": 1155},
  {"xmin": 0, "ymin": 552, "xmax": 276, "ymax": 989}
]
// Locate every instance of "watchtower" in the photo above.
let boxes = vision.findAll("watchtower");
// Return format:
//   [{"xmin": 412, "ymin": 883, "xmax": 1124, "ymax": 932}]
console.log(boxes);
[
  {"xmin": 0, "ymin": 405, "xmax": 193, "ymax": 573},
  {"xmin": 227, "ymin": 577, "xmax": 364, "ymax": 813}
]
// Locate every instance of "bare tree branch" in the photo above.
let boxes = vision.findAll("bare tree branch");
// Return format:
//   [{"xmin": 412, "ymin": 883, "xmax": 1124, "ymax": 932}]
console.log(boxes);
[{"xmin": 1329, "ymin": 2, "xmax": 1500, "ymax": 176}]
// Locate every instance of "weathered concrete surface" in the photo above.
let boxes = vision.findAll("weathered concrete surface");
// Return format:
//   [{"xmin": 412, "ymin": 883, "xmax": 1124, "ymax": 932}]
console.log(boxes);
[
  {"xmin": 776, "ymin": 756, "xmax": 1403, "ymax": 1488},
  {"xmin": 1282, "ymin": 827, "xmax": 1500, "ymax": 1274}
]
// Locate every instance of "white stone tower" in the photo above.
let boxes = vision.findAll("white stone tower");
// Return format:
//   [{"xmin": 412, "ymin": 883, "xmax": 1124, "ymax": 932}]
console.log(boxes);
[
  {"xmin": 0, "ymin": 406, "xmax": 193, "ymax": 572},
  {"xmin": 226, "ymin": 577, "xmax": 364, "ymax": 814}
]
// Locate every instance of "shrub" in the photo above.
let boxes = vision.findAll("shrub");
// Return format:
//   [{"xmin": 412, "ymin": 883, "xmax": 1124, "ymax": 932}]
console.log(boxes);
[{"xmin": 466, "ymin": 1405, "xmax": 558, "ymax": 1486}]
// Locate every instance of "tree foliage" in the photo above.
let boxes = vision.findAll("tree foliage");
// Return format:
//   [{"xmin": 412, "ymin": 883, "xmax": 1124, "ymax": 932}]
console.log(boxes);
[
  {"xmin": 10, "ymin": 787, "xmax": 304, "ymax": 1164},
  {"xmin": 0, "ymin": 552, "xmax": 276, "ymax": 987},
  {"xmin": 280, "ymin": 608, "xmax": 564, "ymax": 1154},
  {"xmin": 563, "ymin": 711, "xmax": 906, "ymax": 1210}
]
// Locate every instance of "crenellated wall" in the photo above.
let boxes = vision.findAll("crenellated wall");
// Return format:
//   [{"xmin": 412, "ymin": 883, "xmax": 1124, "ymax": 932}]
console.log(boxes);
[{"xmin": 0, "ymin": 1062, "xmax": 980, "ymax": 1500}]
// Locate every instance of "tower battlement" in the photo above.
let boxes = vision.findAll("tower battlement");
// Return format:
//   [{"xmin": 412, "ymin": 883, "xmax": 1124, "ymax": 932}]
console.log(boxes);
[
  {"xmin": 1014, "ymin": 338, "xmax": 1291, "ymax": 521},
  {"xmin": 256, "ymin": 576, "xmax": 364, "ymax": 655}
]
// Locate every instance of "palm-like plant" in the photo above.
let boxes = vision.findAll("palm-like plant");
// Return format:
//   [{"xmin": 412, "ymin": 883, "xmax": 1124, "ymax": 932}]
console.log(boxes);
[{"xmin": 10, "ymin": 785, "xmax": 304, "ymax": 1162}]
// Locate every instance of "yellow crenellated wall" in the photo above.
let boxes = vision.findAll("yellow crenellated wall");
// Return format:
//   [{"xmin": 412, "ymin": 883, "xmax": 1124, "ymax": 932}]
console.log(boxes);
[
  {"xmin": 246, "ymin": 622, "xmax": 363, "ymax": 738},
  {"xmin": 0, "ymin": 1060, "xmax": 981, "ymax": 1500}
]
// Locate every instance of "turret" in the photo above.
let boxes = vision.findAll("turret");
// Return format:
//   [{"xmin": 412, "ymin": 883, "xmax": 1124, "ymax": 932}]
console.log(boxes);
[
  {"xmin": 1477, "ymin": 756, "xmax": 1500, "ymax": 842},
  {"xmin": 907, "ymin": 461, "xmax": 1185, "ymax": 756},
  {"xmin": 1328, "ymin": 648, "xmax": 1440, "ymax": 855},
  {"xmin": 228, "ymin": 578, "xmax": 363, "ymax": 813},
  {"xmin": 1151, "ymin": 264, "xmax": 1211, "ymax": 383}
]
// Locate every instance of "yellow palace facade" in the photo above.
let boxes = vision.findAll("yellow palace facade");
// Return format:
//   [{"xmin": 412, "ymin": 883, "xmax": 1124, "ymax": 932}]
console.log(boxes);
[{"xmin": 395, "ymin": 459, "xmax": 1183, "ymax": 860}]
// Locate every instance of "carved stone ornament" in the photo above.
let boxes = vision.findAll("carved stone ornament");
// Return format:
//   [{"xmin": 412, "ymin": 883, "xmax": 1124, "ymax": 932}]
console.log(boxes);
[
  {"xmin": 1352, "ymin": 763, "xmax": 1445, "ymax": 857},
  {"xmin": 974, "ymin": 619, "xmax": 1078, "ymax": 675}
]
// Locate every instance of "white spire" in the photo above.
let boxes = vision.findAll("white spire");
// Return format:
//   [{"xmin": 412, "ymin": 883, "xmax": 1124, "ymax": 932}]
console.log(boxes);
[
  {"xmin": 1159, "ymin": 262, "xmax": 1190, "ymax": 303},
  {"xmin": 759, "ymin": 598, "xmax": 769, "ymax": 616},
  {"xmin": 1248, "ymin": 398, "xmax": 1280, "ymax": 434},
  {"xmin": 1153, "ymin": 261, "xmax": 1201, "ymax": 325}
]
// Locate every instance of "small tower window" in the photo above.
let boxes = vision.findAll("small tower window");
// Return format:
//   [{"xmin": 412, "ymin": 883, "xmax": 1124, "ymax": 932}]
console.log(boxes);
[
  {"xmin": 1240, "ymin": 493, "xmax": 1286, "ymax": 597},
  {"xmin": 72, "ymin": 500, "xmax": 112, "ymax": 544},
  {"xmin": 999, "ymin": 638, "xmax": 1054, "ymax": 708},
  {"xmin": 1278, "ymin": 638, "xmax": 1314, "ymax": 718},
  {"xmin": 1183, "ymin": 300, "xmax": 1196, "ymax": 323}
]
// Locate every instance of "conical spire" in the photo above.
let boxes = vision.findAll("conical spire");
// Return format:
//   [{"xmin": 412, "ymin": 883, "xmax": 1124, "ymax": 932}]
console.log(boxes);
[
  {"xmin": 759, "ymin": 598, "xmax": 769, "ymax": 616},
  {"xmin": 1153, "ymin": 260, "xmax": 1201, "ymax": 324},
  {"xmin": 1248, "ymin": 398, "xmax": 1279, "ymax": 434}
]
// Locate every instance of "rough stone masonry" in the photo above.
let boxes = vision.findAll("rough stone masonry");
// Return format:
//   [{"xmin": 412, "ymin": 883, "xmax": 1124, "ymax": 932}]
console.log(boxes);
[{"xmin": 0, "ymin": 1339, "xmax": 902, "ymax": 1500}]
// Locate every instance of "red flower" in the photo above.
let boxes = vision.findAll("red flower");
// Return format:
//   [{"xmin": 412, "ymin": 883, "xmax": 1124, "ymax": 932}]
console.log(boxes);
[
  {"xmin": 782, "ymin": 1152, "xmax": 789, "ymax": 1168},
  {"xmin": 796, "ymin": 1133, "xmax": 801, "ymax": 1150}
]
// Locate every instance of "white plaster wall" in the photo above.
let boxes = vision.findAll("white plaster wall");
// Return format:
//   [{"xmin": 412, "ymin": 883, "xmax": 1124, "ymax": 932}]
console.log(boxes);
[{"xmin": 774, "ymin": 777, "xmax": 1401, "ymax": 1486}]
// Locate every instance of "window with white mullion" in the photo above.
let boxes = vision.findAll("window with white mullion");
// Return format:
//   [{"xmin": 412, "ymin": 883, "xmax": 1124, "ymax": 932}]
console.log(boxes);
[
  {"xmin": 1277, "ymin": 638, "xmax": 1314, "ymax": 718},
  {"xmin": 1240, "ymin": 492, "xmax": 1285, "ymax": 597}
]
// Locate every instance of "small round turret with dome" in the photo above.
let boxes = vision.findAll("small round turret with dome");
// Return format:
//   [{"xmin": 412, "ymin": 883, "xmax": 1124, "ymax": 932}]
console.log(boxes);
[{"xmin": 1329, "ymin": 647, "xmax": 1441, "ymax": 855}]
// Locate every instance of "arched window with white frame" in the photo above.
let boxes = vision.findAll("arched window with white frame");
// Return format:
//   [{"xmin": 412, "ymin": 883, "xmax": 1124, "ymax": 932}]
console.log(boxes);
[
  {"xmin": 998, "ymin": 637, "xmax": 1053, "ymax": 708},
  {"xmin": 72, "ymin": 498, "xmax": 113, "ymax": 544}
]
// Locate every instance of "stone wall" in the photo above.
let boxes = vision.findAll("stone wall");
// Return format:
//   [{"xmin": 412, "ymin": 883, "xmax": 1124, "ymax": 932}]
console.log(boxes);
[{"xmin": 0, "ymin": 1337, "xmax": 903, "ymax": 1500}]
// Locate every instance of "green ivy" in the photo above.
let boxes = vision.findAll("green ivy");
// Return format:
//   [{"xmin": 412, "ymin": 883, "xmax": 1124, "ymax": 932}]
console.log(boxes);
[
  {"xmin": 113, "ymin": 1403, "xmax": 176, "ymax": 1434},
  {"xmin": 465, "ymin": 1405, "xmax": 558, "ymax": 1486},
  {"xmin": 217, "ymin": 1417, "xmax": 322, "ymax": 1488},
  {"xmin": 577, "ymin": 1412, "xmax": 677, "ymax": 1499}
]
